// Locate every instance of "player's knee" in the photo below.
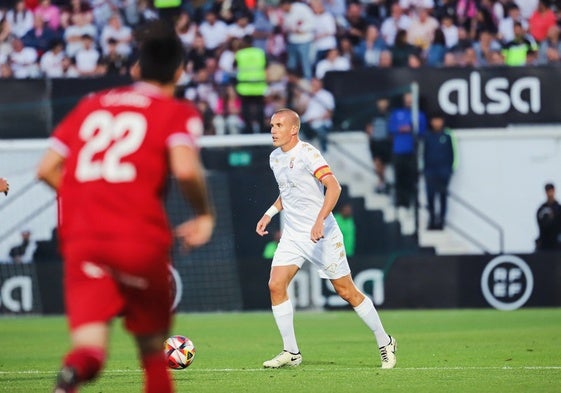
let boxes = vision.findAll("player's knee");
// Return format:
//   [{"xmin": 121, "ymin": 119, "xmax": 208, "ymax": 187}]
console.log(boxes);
[
  {"xmin": 336, "ymin": 286, "xmax": 362, "ymax": 305},
  {"xmin": 268, "ymin": 278, "xmax": 287, "ymax": 298}
]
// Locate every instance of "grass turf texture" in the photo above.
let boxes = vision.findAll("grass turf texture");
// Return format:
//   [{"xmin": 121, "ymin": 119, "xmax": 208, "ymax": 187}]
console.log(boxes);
[{"xmin": 1, "ymin": 308, "xmax": 560, "ymax": 393}]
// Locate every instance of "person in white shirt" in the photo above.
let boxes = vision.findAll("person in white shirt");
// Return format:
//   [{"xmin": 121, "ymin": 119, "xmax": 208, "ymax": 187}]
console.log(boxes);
[
  {"xmin": 380, "ymin": 2, "xmax": 411, "ymax": 46},
  {"xmin": 199, "ymin": 10, "xmax": 229, "ymax": 54},
  {"xmin": 299, "ymin": 78, "xmax": 335, "ymax": 151},
  {"xmin": 64, "ymin": 12, "xmax": 97, "ymax": 58},
  {"xmin": 309, "ymin": 0, "xmax": 337, "ymax": 65},
  {"xmin": 497, "ymin": 3, "xmax": 528, "ymax": 44},
  {"xmin": 74, "ymin": 33, "xmax": 100, "ymax": 76},
  {"xmin": 255, "ymin": 108, "xmax": 397, "ymax": 370},
  {"xmin": 314, "ymin": 47, "xmax": 350, "ymax": 79},
  {"xmin": 9, "ymin": 37, "xmax": 39, "ymax": 78},
  {"xmin": 280, "ymin": 0, "xmax": 315, "ymax": 80},
  {"xmin": 100, "ymin": 13, "xmax": 132, "ymax": 57},
  {"xmin": 227, "ymin": 12, "xmax": 255, "ymax": 40},
  {"xmin": 40, "ymin": 39, "xmax": 66, "ymax": 77},
  {"xmin": 5, "ymin": 0, "xmax": 34, "ymax": 38}
]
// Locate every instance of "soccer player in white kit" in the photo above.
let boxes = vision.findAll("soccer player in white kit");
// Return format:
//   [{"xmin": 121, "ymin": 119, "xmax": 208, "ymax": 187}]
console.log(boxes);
[{"xmin": 256, "ymin": 108, "xmax": 397, "ymax": 369}]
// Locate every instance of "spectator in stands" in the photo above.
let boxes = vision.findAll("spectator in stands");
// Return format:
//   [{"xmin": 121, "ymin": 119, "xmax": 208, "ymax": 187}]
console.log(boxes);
[
  {"xmin": 323, "ymin": 0, "xmax": 346, "ymax": 30},
  {"xmin": 0, "ymin": 16, "xmax": 12, "ymax": 59},
  {"xmin": 60, "ymin": 0, "xmax": 93, "ymax": 29},
  {"xmin": 455, "ymin": 0, "xmax": 478, "ymax": 31},
  {"xmin": 34, "ymin": 0, "xmax": 61, "ymax": 32},
  {"xmin": 186, "ymin": 33, "xmax": 213, "ymax": 74},
  {"xmin": 213, "ymin": 84, "xmax": 244, "ymax": 135},
  {"xmin": 440, "ymin": 14, "xmax": 459, "ymax": 49},
  {"xmin": 299, "ymin": 77, "xmax": 335, "ymax": 152},
  {"xmin": 234, "ymin": 34, "xmax": 267, "ymax": 133},
  {"xmin": 502, "ymin": 21, "xmax": 538, "ymax": 66},
  {"xmin": 535, "ymin": 183, "xmax": 561, "ymax": 251},
  {"xmin": 175, "ymin": 10, "xmax": 198, "ymax": 50},
  {"xmin": 365, "ymin": 97, "xmax": 392, "ymax": 194},
  {"xmin": 21, "ymin": 12, "xmax": 59, "ymax": 54},
  {"xmin": 266, "ymin": 25, "xmax": 287, "ymax": 64},
  {"xmin": 280, "ymin": 0, "xmax": 315, "ymax": 80},
  {"xmin": 314, "ymin": 47, "xmax": 350, "ymax": 79},
  {"xmin": 407, "ymin": 6, "xmax": 439, "ymax": 51},
  {"xmin": 528, "ymin": 0, "xmax": 556, "ymax": 43},
  {"xmin": 380, "ymin": 2, "xmax": 411, "ymax": 47},
  {"xmin": 39, "ymin": 37, "xmax": 65, "ymax": 76},
  {"xmin": 9, "ymin": 36, "xmax": 40, "ymax": 77},
  {"xmin": 227, "ymin": 11, "xmax": 254, "ymax": 40},
  {"xmin": 74, "ymin": 33, "xmax": 101, "ymax": 76},
  {"xmin": 9, "ymin": 230, "xmax": 37, "ymax": 264},
  {"xmin": 497, "ymin": 3, "xmax": 527, "ymax": 44},
  {"xmin": 216, "ymin": 37, "xmax": 241, "ymax": 85},
  {"xmin": 425, "ymin": 27, "xmax": 447, "ymax": 66},
  {"xmin": 390, "ymin": 29, "xmax": 418, "ymax": 67},
  {"xmin": 343, "ymin": 2, "xmax": 368, "ymax": 48},
  {"xmin": 538, "ymin": 24, "xmax": 561, "ymax": 65},
  {"xmin": 433, "ymin": 0, "xmax": 457, "ymax": 23},
  {"xmin": 0, "ymin": 177, "xmax": 9, "ymax": 194},
  {"xmin": 470, "ymin": 4, "xmax": 498, "ymax": 41},
  {"xmin": 100, "ymin": 13, "xmax": 133, "ymax": 58},
  {"xmin": 5, "ymin": 0, "xmax": 34, "ymax": 38},
  {"xmin": 334, "ymin": 202, "xmax": 356, "ymax": 257},
  {"xmin": 211, "ymin": 0, "xmax": 248, "ymax": 25},
  {"xmin": 310, "ymin": 0, "xmax": 337, "ymax": 65},
  {"xmin": 472, "ymin": 29, "xmax": 502, "ymax": 66},
  {"xmin": 388, "ymin": 92, "xmax": 427, "ymax": 209},
  {"xmin": 252, "ymin": 1, "xmax": 275, "ymax": 54},
  {"xmin": 354, "ymin": 24, "xmax": 387, "ymax": 67},
  {"xmin": 100, "ymin": 37, "xmax": 129, "ymax": 75},
  {"xmin": 423, "ymin": 113, "xmax": 455, "ymax": 230},
  {"xmin": 515, "ymin": 0, "xmax": 538, "ymax": 21},
  {"xmin": 63, "ymin": 11, "xmax": 97, "ymax": 58},
  {"xmin": 199, "ymin": 10, "xmax": 229, "ymax": 55}
]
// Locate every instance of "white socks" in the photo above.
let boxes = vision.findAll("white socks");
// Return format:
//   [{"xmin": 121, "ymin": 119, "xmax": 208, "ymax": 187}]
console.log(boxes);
[
  {"xmin": 353, "ymin": 296, "xmax": 390, "ymax": 347},
  {"xmin": 272, "ymin": 299, "xmax": 299, "ymax": 354}
]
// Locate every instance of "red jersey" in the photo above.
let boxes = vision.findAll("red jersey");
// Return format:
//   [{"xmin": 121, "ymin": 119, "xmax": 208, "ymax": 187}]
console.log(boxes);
[{"xmin": 51, "ymin": 82, "xmax": 203, "ymax": 249}]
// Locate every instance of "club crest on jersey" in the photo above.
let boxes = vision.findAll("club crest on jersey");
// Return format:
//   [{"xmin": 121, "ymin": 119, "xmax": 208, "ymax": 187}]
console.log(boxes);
[{"xmin": 289, "ymin": 157, "xmax": 295, "ymax": 169}]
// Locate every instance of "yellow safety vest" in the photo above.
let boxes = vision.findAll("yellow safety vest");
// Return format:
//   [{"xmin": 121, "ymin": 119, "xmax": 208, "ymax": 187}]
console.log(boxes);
[{"xmin": 235, "ymin": 47, "xmax": 267, "ymax": 97}]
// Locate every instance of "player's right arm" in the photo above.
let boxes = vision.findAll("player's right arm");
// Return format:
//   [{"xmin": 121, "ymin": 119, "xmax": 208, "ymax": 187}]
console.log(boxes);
[
  {"xmin": 170, "ymin": 144, "xmax": 215, "ymax": 250},
  {"xmin": 256, "ymin": 196, "xmax": 282, "ymax": 236}
]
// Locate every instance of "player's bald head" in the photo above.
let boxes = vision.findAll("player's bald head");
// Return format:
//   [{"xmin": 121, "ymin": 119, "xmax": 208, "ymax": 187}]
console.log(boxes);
[{"xmin": 273, "ymin": 108, "xmax": 300, "ymax": 130}]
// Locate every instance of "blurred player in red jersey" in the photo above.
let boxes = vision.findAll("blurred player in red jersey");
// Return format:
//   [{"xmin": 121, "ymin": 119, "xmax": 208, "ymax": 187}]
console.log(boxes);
[{"xmin": 36, "ymin": 20, "xmax": 215, "ymax": 393}]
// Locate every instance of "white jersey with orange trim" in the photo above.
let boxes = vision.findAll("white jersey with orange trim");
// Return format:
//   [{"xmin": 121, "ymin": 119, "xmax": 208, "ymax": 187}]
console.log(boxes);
[{"xmin": 270, "ymin": 141, "xmax": 338, "ymax": 240}]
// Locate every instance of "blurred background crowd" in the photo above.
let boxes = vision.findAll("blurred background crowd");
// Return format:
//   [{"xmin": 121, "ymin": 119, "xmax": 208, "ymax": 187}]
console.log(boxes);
[{"xmin": 1, "ymin": 0, "xmax": 561, "ymax": 136}]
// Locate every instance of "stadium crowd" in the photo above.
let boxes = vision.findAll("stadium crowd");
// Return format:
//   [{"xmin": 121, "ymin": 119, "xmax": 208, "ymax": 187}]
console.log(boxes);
[{"xmin": 1, "ymin": 0, "xmax": 561, "ymax": 135}]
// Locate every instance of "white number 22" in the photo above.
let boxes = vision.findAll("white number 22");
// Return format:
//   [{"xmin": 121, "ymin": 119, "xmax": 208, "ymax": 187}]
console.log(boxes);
[{"xmin": 75, "ymin": 110, "xmax": 147, "ymax": 183}]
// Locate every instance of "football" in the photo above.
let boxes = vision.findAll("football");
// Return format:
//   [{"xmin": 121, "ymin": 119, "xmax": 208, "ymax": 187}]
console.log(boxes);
[{"xmin": 164, "ymin": 335, "xmax": 196, "ymax": 370}]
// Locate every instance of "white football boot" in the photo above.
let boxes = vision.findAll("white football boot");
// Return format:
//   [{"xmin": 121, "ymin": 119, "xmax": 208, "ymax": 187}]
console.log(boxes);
[
  {"xmin": 263, "ymin": 350, "xmax": 302, "ymax": 368},
  {"xmin": 379, "ymin": 335, "xmax": 397, "ymax": 369}
]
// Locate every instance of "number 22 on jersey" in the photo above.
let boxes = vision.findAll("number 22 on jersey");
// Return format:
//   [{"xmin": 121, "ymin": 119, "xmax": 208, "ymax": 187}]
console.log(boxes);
[{"xmin": 75, "ymin": 110, "xmax": 147, "ymax": 183}]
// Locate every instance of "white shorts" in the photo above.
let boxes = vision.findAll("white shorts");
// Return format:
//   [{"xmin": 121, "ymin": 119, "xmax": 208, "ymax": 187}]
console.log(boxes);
[{"xmin": 271, "ymin": 228, "xmax": 351, "ymax": 280}]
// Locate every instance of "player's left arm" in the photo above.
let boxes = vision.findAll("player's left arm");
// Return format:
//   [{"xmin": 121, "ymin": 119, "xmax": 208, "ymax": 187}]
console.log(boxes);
[
  {"xmin": 36, "ymin": 148, "xmax": 65, "ymax": 191},
  {"xmin": 311, "ymin": 173, "xmax": 341, "ymax": 243}
]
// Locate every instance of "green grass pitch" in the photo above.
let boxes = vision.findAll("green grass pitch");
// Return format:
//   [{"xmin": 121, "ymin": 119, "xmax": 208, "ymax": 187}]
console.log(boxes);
[{"xmin": 1, "ymin": 308, "xmax": 560, "ymax": 392}]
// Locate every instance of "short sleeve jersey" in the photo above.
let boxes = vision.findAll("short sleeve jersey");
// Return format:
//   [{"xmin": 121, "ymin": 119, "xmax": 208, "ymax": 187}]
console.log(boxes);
[
  {"xmin": 50, "ymin": 82, "xmax": 203, "ymax": 248},
  {"xmin": 270, "ymin": 141, "xmax": 337, "ymax": 240}
]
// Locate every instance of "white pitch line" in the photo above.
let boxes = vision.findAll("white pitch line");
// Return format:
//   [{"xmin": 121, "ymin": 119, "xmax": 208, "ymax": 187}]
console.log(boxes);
[{"xmin": 1, "ymin": 366, "xmax": 560, "ymax": 375}]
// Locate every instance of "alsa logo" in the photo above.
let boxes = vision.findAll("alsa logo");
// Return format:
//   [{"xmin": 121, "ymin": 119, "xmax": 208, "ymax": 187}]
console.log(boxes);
[
  {"xmin": 0, "ymin": 276, "xmax": 33, "ymax": 312},
  {"xmin": 438, "ymin": 71, "xmax": 541, "ymax": 115}
]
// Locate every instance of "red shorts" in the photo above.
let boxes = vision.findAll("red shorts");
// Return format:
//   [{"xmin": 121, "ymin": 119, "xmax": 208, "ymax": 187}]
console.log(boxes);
[{"xmin": 62, "ymin": 239, "xmax": 173, "ymax": 335}]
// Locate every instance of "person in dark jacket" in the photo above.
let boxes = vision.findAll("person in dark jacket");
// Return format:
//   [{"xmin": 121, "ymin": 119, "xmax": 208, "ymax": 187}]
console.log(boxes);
[
  {"xmin": 536, "ymin": 183, "xmax": 561, "ymax": 251},
  {"xmin": 423, "ymin": 113, "xmax": 455, "ymax": 230}
]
